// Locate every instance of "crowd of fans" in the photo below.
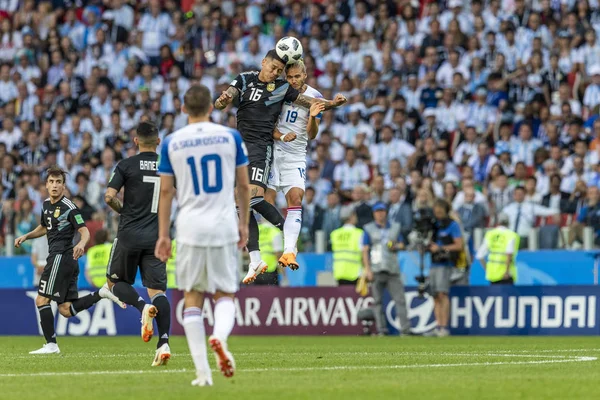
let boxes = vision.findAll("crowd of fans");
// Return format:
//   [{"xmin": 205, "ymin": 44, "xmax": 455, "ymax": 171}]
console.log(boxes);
[{"xmin": 3, "ymin": 0, "xmax": 600, "ymax": 255}]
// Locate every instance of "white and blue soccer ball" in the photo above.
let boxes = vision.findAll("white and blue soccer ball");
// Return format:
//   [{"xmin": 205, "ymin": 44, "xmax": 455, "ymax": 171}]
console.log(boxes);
[{"xmin": 276, "ymin": 36, "xmax": 303, "ymax": 65}]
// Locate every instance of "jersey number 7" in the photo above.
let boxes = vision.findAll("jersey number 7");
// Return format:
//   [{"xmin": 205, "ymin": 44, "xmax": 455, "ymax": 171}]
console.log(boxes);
[{"xmin": 186, "ymin": 154, "xmax": 223, "ymax": 195}]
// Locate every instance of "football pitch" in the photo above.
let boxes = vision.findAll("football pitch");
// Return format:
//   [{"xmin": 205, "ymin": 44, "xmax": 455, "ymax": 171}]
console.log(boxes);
[{"xmin": 1, "ymin": 336, "xmax": 599, "ymax": 400}]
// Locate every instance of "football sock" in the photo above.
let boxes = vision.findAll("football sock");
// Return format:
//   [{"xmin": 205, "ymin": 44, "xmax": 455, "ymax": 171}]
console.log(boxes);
[
  {"xmin": 37, "ymin": 305, "xmax": 57, "ymax": 344},
  {"xmin": 152, "ymin": 293, "xmax": 171, "ymax": 348},
  {"xmin": 183, "ymin": 307, "xmax": 211, "ymax": 377},
  {"xmin": 213, "ymin": 297, "xmax": 235, "ymax": 342},
  {"xmin": 70, "ymin": 291, "xmax": 101, "ymax": 315},
  {"xmin": 113, "ymin": 282, "xmax": 146, "ymax": 313},
  {"xmin": 251, "ymin": 196, "xmax": 285, "ymax": 230},
  {"xmin": 284, "ymin": 207, "xmax": 302, "ymax": 253},
  {"xmin": 249, "ymin": 250, "xmax": 261, "ymax": 264},
  {"xmin": 247, "ymin": 212, "xmax": 260, "ymax": 253}
]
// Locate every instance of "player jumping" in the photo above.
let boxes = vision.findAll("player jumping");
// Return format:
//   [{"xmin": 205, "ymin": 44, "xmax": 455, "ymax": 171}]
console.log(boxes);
[
  {"xmin": 214, "ymin": 49, "xmax": 346, "ymax": 283},
  {"xmin": 265, "ymin": 60, "xmax": 324, "ymax": 270},
  {"xmin": 104, "ymin": 121, "xmax": 173, "ymax": 366},
  {"xmin": 15, "ymin": 166, "xmax": 124, "ymax": 354},
  {"xmin": 155, "ymin": 84, "xmax": 250, "ymax": 387}
]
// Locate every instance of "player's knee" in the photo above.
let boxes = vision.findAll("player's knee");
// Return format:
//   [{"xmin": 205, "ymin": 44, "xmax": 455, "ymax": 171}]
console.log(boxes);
[
  {"xmin": 35, "ymin": 295, "xmax": 51, "ymax": 307},
  {"xmin": 148, "ymin": 288, "xmax": 165, "ymax": 299},
  {"xmin": 214, "ymin": 291, "xmax": 235, "ymax": 301},
  {"xmin": 58, "ymin": 303, "xmax": 72, "ymax": 317},
  {"xmin": 183, "ymin": 291, "xmax": 204, "ymax": 308}
]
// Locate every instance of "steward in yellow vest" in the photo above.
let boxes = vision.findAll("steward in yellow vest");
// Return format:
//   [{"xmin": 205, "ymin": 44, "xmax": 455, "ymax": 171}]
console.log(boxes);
[
  {"xmin": 253, "ymin": 221, "xmax": 283, "ymax": 286},
  {"xmin": 330, "ymin": 212, "xmax": 364, "ymax": 284},
  {"xmin": 259, "ymin": 222, "xmax": 282, "ymax": 273},
  {"xmin": 166, "ymin": 239, "xmax": 177, "ymax": 288},
  {"xmin": 476, "ymin": 214, "xmax": 520, "ymax": 284},
  {"xmin": 85, "ymin": 229, "xmax": 112, "ymax": 288}
]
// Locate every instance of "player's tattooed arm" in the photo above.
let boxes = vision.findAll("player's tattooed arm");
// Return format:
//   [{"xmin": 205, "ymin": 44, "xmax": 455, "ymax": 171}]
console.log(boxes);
[
  {"xmin": 104, "ymin": 188, "xmax": 123, "ymax": 214},
  {"xmin": 293, "ymin": 93, "xmax": 347, "ymax": 110},
  {"xmin": 215, "ymin": 87, "xmax": 239, "ymax": 110}
]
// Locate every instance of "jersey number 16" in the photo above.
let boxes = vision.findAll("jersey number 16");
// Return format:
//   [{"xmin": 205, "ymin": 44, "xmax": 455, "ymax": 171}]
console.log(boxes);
[{"xmin": 187, "ymin": 154, "xmax": 223, "ymax": 195}]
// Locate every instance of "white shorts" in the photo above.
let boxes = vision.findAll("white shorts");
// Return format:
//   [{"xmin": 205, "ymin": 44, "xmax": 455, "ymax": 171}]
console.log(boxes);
[
  {"xmin": 176, "ymin": 242, "xmax": 239, "ymax": 294},
  {"xmin": 267, "ymin": 152, "xmax": 306, "ymax": 195}
]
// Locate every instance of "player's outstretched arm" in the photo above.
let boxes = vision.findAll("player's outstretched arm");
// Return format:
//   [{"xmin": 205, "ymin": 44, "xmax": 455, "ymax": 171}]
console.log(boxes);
[
  {"xmin": 293, "ymin": 93, "xmax": 347, "ymax": 111},
  {"xmin": 235, "ymin": 165, "xmax": 251, "ymax": 249},
  {"xmin": 307, "ymin": 103, "xmax": 325, "ymax": 139},
  {"xmin": 104, "ymin": 188, "xmax": 123, "ymax": 214},
  {"xmin": 73, "ymin": 226, "xmax": 90, "ymax": 260},
  {"xmin": 14, "ymin": 224, "xmax": 47, "ymax": 248},
  {"xmin": 214, "ymin": 87, "xmax": 239, "ymax": 110},
  {"xmin": 155, "ymin": 175, "xmax": 175, "ymax": 262}
]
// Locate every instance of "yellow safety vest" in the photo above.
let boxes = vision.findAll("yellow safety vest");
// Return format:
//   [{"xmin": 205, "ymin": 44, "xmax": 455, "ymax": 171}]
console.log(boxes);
[
  {"xmin": 259, "ymin": 223, "xmax": 280, "ymax": 272},
  {"xmin": 330, "ymin": 226, "xmax": 364, "ymax": 281},
  {"xmin": 86, "ymin": 243, "xmax": 112, "ymax": 288},
  {"xmin": 484, "ymin": 228, "xmax": 520, "ymax": 283},
  {"xmin": 167, "ymin": 240, "xmax": 177, "ymax": 289}
]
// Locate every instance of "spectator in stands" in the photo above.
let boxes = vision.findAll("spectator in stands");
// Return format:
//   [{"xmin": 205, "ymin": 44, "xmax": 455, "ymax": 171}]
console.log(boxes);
[
  {"xmin": 322, "ymin": 191, "xmax": 342, "ymax": 251},
  {"xmin": 457, "ymin": 187, "xmax": 487, "ymax": 238},
  {"xmin": 333, "ymin": 147, "xmax": 370, "ymax": 201},
  {"xmin": 542, "ymin": 174, "xmax": 571, "ymax": 213},
  {"xmin": 524, "ymin": 176, "xmax": 542, "ymax": 204},
  {"xmin": 569, "ymin": 186, "xmax": 600, "ymax": 248},
  {"xmin": 502, "ymin": 186, "xmax": 558, "ymax": 249},
  {"xmin": 342, "ymin": 184, "xmax": 373, "ymax": 229},
  {"xmin": 14, "ymin": 198, "xmax": 35, "ymax": 254},
  {"xmin": 301, "ymin": 187, "xmax": 323, "ymax": 253}
]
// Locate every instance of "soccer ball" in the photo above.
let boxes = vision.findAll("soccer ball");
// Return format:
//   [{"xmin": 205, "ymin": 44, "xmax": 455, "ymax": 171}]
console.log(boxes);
[{"xmin": 276, "ymin": 36, "xmax": 303, "ymax": 65}]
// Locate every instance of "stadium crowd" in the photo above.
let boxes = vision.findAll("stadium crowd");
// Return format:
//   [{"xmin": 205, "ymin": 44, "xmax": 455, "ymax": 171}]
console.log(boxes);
[{"xmin": 2, "ymin": 0, "xmax": 600, "ymax": 255}]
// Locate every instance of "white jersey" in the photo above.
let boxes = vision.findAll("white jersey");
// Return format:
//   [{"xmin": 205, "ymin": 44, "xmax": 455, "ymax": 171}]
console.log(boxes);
[
  {"xmin": 158, "ymin": 121, "xmax": 248, "ymax": 247},
  {"xmin": 275, "ymin": 84, "xmax": 323, "ymax": 161}
]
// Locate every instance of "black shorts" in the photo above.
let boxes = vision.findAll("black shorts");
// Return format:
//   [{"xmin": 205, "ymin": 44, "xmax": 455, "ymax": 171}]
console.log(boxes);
[
  {"xmin": 246, "ymin": 142, "xmax": 272, "ymax": 189},
  {"xmin": 38, "ymin": 251, "xmax": 79, "ymax": 304},
  {"xmin": 106, "ymin": 239, "xmax": 167, "ymax": 291}
]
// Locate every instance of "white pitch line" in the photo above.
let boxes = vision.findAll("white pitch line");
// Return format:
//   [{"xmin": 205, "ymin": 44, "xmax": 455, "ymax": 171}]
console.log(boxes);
[
  {"xmin": 4, "ymin": 349, "xmax": 600, "ymax": 360},
  {"xmin": 0, "ymin": 355, "xmax": 596, "ymax": 378}
]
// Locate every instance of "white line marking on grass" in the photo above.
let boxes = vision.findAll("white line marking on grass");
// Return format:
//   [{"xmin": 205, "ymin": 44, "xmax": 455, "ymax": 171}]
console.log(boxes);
[
  {"xmin": 0, "ymin": 354, "xmax": 596, "ymax": 378},
  {"xmin": 4, "ymin": 349, "xmax": 600, "ymax": 360}
]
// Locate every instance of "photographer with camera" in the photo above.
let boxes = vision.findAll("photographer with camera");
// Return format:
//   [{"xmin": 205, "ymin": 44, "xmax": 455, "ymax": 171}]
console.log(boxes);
[
  {"xmin": 362, "ymin": 202, "xmax": 412, "ymax": 336},
  {"xmin": 429, "ymin": 199, "xmax": 463, "ymax": 337}
]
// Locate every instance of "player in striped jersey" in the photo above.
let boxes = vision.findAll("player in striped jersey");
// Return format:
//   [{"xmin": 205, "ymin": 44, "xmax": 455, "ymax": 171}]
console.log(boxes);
[
  {"xmin": 262, "ymin": 60, "xmax": 324, "ymax": 271},
  {"xmin": 14, "ymin": 166, "xmax": 124, "ymax": 354}
]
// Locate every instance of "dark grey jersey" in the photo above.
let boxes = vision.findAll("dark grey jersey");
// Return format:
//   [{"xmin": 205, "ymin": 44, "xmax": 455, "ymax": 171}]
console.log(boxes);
[{"xmin": 108, "ymin": 152, "xmax": 160, "ymax": 249}]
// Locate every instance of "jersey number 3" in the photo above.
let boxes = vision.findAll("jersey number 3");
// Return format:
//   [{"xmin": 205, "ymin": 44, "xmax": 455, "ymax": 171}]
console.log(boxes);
[{"xmin": 187, "ymin": 154, "xmax": 223, "ymax": 195}]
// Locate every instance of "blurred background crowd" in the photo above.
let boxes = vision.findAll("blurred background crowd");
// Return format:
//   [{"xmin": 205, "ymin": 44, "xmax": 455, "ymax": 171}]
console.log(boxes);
[{"xmin": 3, "ymin": 0, "xmax": 600, "ymax": 255}]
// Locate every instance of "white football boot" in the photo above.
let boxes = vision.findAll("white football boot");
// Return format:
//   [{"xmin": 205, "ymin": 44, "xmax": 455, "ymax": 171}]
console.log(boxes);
[
  {"xmin": 141, "ymin": 304, "xmax": 158, "ymax": 342},
  {"xmin": 152, "ymin": 343, "xmax": 171, "ymax": 366},
  {"xmin": 191, "ymin": 374, "xmax": 213, "ymax": 387},
  {"xmin": 99, "ymin": 284, "xmax": 127, "ymax": 309},
  {"xmin": 208, "ymin": 335, "xmax": 236, "ymax": 378},
  {"xmin": 29, "ymin": 343, "xmax": 60, "ymax": 354},
  {"xmin": 242, "ymin": 261, "xmax": 268, "ymax": 284}
]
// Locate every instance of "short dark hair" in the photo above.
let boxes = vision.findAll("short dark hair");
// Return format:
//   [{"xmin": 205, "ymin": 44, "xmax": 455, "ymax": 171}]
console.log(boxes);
[
  {"xmin": 433, "ymin": 198, "xmax": 451, "ymax": 214},
  {"xmin": 45, "ymin": 165, "xmax": 67, "ymax": 184},
  {"xmin": 95, "ymin": 229, "xmax": 109, "ymax": 244},
  {"xmin": 514, "ymin": 186, "xmax": 526, "ymax": 193},
  {"xmin": 265, "ymin": 49, "xmax": 285, "ymax": 65},
  {"xmin": 183, "ymin": 84, "xmax": 212, "ymax": 117},
  {"xmin": 136, "ymin": 121, "xmax": 159, "ymax": 142}
]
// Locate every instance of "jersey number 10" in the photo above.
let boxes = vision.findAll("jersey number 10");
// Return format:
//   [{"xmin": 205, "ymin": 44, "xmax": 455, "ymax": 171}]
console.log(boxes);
[{"xmin": 186, "ymin": 154, "xmax": 223, "ymax": 195}]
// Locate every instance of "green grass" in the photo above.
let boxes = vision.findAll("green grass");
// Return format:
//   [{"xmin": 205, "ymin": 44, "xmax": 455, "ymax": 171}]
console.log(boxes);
[{"xmin": 1, "ymin": 336, "xmax": 599, "ymax": 400}]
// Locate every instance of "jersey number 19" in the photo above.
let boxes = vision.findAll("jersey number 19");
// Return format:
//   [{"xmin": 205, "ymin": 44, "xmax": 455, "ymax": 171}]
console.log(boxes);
[{"xmin": 186, "ymin": 154, "xmax": 223, "ymax": 195}]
